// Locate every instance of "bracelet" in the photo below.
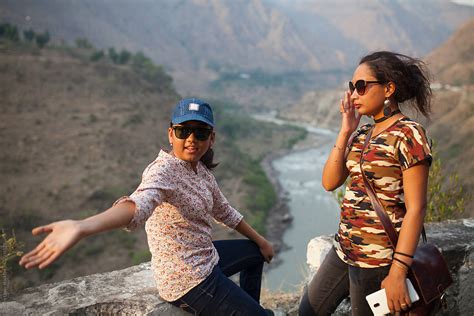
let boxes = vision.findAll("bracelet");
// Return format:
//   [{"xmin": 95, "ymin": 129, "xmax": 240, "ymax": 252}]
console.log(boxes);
[
  {"xmin": 392, "ymin": 260, "xmax": 409, "ymax": 273},
  {"xmin": 394, "ymin": 251, "xmax": 414, "ymax": 259},
  {"xmin": 392, "ymin": 257, "xmax": 411, "ymax": 272}
]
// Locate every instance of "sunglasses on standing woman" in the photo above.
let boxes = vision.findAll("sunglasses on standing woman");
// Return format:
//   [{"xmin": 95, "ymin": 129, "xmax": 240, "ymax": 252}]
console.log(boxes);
[{"xmin": 349, "ymin": 80, "xmax": 386, "ymax": 95}]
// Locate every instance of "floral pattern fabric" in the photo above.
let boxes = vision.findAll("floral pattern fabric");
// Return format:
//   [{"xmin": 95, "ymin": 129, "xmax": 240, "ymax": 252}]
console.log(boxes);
[
  {"xmin": 114, "ymin": 150, "xmax": 243, "ymax": 301},
  {"xmin": 334, "ymin": 117, "xmax": 432, "ymax": 268}
]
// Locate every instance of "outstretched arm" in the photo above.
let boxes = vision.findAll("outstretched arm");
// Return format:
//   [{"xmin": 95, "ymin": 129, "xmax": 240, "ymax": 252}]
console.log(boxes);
[
  {"xmin": 235, "ymin": 219, "xmax": 274, "ymax": 263},
  {"xmin": 19, "ymin": 201, "xmax": 136, "ymax": 269}
]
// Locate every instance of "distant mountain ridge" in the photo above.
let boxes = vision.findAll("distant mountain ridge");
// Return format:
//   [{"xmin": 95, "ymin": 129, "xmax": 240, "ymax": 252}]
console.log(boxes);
[{"xmin": 1, "ymin": 0, "xmax": 472, "ymax": 99}]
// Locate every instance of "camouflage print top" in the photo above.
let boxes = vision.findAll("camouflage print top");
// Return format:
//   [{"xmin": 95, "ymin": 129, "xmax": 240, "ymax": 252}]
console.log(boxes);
[{"xmin": 334, "ymin": 117, "xmax": 432, "ymax": 268}]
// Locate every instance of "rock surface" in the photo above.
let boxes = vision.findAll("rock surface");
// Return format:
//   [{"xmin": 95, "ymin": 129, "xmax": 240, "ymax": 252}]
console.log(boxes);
[
  {"xmin": 1, "ymin": 262, "xmax": 186, "ymax": 315},
  {"xmin": 2, "ymin": 219, "xmax": 472, "ymax": 315}
]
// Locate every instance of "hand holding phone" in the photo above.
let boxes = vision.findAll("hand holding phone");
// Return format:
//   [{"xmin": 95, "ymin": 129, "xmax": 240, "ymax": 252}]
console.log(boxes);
[{"xmin": 365, "ymin": 278, "xmax": 419, "ymax": 315}]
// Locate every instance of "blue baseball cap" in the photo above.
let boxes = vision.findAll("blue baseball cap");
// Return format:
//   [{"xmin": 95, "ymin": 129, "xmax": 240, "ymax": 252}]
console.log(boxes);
[{"xmin": 171, "ymin": 98, "xmax": 215, "ymax": 127}]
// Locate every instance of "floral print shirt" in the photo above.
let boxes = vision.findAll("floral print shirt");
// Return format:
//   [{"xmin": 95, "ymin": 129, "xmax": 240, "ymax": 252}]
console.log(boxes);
[
  {"xmin": 115, "ymin": 150, "xmax": 243, "ymax": 301},
  {"xmin": 334, "ymin": 118, "xmax": 432, "ymax": 268}
]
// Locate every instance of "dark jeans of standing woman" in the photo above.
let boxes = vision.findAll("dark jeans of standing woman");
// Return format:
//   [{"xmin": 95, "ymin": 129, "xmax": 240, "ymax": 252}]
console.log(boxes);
[
  {"xmin": 299, "ymin": 247, "xmax": 391, "ymax": 316},
  {"xmin": 170, "ymin": 239, "xmax": 271, "ymax": 315}
]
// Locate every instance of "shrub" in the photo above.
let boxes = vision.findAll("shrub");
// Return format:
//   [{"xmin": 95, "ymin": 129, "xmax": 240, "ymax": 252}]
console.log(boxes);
[
  {"xmin": 90, "ymin": 50, "xmax": 105, "ymax": 62},
  {"xmin": 426, "ymin": 145, "xmax": 467, "ymax": 221},
  {"xmin": 1, "ymin": 229, "xmax": 24, "ymax": 301},
  {"xmin": 108, "ymin": 47, "xmax": 119, "ymax": 63},
  {"xmin": 117, "ymin": 49, "xmax": 131, "ymax": 65},
  {"xmin": 35, "ymin": 31, "xmax": 50, "ymax": 48},
  {"xmin": 0, "ymin": 23, "xmax": 20, "ymax": 42},
  {"xmin": 23, "ymin": 29, "xmax": 36, "ymax": 42},
  {"xmin": 75, "ymin": 37, "xmax": 93, "ymax": 49}
]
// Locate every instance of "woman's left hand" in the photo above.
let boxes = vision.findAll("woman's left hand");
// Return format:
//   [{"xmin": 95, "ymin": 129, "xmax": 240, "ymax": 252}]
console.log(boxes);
[
  {"xmin": 381, "ymin": 267, "xmax": 412, "ymax": 313},
  {"xmin": 258, "ymin": 238, "xmax": 274, "ymax": 263}
]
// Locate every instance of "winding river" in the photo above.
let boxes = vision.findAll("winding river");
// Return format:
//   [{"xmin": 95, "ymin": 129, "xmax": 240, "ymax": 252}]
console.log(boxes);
[{"xmin": 253, "ymin": 113, "xmax": 341, "ymax": 292}]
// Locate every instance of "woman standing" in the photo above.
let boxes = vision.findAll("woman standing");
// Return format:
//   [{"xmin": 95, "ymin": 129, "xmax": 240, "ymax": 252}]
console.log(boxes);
[
  {"xmin": 20, "ymin": 98, "xmax": 275, "ymax": 316},
  {"xmin": 299, "ymin": 51, "xmax": 432, "ymax": 315}
]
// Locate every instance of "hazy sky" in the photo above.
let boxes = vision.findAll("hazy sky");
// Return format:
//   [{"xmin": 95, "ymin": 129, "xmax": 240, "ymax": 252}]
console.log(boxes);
[{"xmin": 452, "ymin": 0, "xmax": 474, "ymax": 5}]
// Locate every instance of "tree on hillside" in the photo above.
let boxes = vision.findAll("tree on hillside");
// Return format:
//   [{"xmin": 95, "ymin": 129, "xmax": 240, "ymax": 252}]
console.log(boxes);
[
  {"xmin": 130, "ymin": 51, "xmax": 173, "ymax": 88},
  {"xmin": 23, "ymin": 29, "xmax": 36, "ymax": 42},
  {"xmin": 131, "ymin": 51, "xmax": 153, "ymax": 70},
  {"xmin": 90, "ymin": 50, "xmax": 105, "ymax": 62},
  {"xmin": 108, "ymin": 47, "xmax": 119, "ymax": 64},
  {"xmin": 117, "ymin": 49, "xmax": 131, "ymax": 65},
  {"xmin": 0, "ymin": 23, "xmax": 20, "ymax": 42},
  {"xmin": 35, "ymin": 31, "xmax": 50, "ymax": 48},
  {"xmin": 75, "ymin": 37, "xmax": 93, "ymax": 49},
  {"xmin": 425, "ymin": 144, "xmax": 466, "ymax": 221}
]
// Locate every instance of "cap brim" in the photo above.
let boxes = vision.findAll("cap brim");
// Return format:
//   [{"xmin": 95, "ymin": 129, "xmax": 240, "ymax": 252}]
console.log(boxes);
[{"xmin": 171, "ymin": 114, "xmax": 214, "ymax": 127}]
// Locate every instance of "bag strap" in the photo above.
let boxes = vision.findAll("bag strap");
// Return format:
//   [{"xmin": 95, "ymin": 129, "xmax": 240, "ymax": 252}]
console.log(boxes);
[{"xmin": 359, "ymin": 127, "xmax": 427, "ymax": 249}]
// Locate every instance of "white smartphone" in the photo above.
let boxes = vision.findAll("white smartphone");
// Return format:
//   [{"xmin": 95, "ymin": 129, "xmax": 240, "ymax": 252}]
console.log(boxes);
[{"xmin": 365, "ymin": 278, "xmax": 420, "ymax": 315}]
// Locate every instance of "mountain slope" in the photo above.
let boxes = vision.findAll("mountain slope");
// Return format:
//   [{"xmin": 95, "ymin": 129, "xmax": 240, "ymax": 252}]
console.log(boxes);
[
  {"xmin": 426, "ymin": 18, "xmax": 474, "ymax": 85},
  {"xmin": 0, "ymin": 42, "xmax": 178, "ymax": 286},
  {"xmin": 424, "ymin": 18, "xmax": 474, "ymax": 216},
  {"xmin": 1, "ymin": 0, "xmax": 472, "ymax": 101}
]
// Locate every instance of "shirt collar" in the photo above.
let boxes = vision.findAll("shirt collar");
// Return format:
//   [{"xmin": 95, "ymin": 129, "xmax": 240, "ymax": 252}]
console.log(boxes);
[{"xmin": 158, "ymin": 149, "xmax": 203, "ymax": 174}]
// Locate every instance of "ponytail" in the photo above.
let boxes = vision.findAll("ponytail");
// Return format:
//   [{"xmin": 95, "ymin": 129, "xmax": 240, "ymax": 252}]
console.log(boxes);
[{"xmin": 200, "ymin": 148, "xmax": 218, "ymax": 170}]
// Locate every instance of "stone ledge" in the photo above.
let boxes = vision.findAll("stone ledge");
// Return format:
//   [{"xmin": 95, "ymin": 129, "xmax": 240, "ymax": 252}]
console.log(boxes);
[
  {"xmin": 1, "ymin": 262, "xmax": 187, "ymax": 315},
  {"xmin": 2, "ymin": 219, "xmax": 472, "ymax": 315}
]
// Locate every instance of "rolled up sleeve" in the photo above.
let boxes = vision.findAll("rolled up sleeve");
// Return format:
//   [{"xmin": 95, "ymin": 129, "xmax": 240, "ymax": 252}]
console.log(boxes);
[
  {"xmin": 114, "ymin": 161, "xmax": 171, "ymax": 230},
  {"xmin": 210, "ymin": 176, "xmax": 243, "ymax": 229}
]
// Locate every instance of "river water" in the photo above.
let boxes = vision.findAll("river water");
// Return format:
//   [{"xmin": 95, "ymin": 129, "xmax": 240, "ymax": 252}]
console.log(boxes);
[{"xmin": 253, "ymin": 113, "xmax": 341, "ymax": 292}]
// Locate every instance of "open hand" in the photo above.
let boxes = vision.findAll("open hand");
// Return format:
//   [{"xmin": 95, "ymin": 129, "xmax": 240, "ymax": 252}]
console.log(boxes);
[{"xmin": 19, "ymin": 220, "xmax": 83, "ymax": 269}]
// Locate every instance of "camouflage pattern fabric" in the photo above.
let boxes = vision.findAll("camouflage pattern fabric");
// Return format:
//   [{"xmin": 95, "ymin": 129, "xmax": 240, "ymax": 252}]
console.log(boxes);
[{"xmin": 334, "ymin": 117, "xmax": 432, "ymax": 268}]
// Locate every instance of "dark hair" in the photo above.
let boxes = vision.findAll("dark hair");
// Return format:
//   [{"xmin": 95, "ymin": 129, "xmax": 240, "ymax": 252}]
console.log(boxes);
[
  {"xmin": 359, "ymin": 51, "xmax": 432, "ymax": 118},
  {"xmin": 200, "ymin": 148, "xmax": 218, "ymax": 170},
  {"xmin": 169, "ymin": 122, "xmax": 218, "ymax": 170}
]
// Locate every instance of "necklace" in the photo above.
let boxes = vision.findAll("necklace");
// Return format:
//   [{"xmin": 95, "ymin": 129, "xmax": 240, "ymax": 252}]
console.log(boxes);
[{"xmin": 373, "ymin": 109, "xmax": 401, "ymax": 123}]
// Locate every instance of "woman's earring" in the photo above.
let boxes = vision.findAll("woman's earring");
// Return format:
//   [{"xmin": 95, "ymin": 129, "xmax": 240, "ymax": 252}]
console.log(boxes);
[
  {"xmin": 169, "ymin": 143, "xmax": 173, "ymax": 147},
  {"xmin": 383, "ymin": 98, "xmax": 392, "ymax": 117}
]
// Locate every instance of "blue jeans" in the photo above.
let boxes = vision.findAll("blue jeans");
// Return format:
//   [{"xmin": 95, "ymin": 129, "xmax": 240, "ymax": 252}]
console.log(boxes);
[
  {"xmin": 170, "ymin": 239, "xmax": 269, "ymax": 315},
  {"xmin": 299, "ymin": 247, "xmax": 391, "ymax": 316}
]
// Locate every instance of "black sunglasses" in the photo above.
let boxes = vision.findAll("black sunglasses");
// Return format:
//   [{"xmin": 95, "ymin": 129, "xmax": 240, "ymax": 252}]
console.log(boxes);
[
  {"xmin": 172, "ymin": 126, "xmax": 213, "ymax": 141},
  {"xmin": 349, "ymin": 80, "xmax": 385, "ymax": 96}
]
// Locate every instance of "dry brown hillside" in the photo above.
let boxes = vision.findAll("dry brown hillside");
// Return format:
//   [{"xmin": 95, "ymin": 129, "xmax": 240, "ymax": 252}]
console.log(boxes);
[
  {"xmin": 426, "ymin": 87, "xmax": 474, "ymax": 217},
  {"xmin": 0, "ymin": 39, "xmax": 306, "ymax": 292},
  {"xmin": 425, "ymin": 17, "xmax": 474, "ymax": 217},
  {"xmin": 0, "ymin": 42, "xmax": 179, "ymax": 288},
  {"xmin": 426, "ymin": 18, "xmax": 474, "ymax": 85}
]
